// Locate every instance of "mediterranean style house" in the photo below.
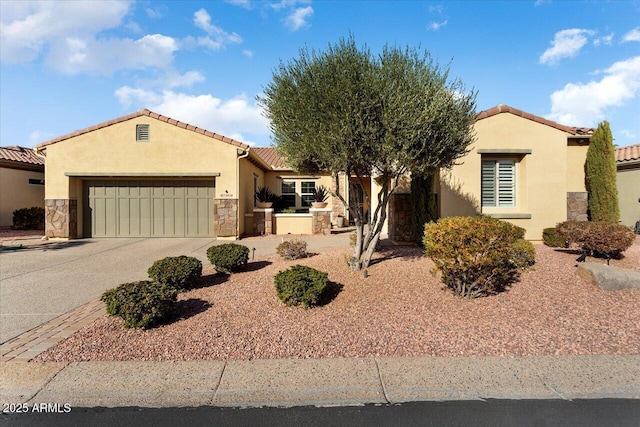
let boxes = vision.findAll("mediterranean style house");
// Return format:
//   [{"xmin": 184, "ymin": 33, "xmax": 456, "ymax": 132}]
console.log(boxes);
[
  {"xmin": 35, "ymin": 105, "xmax": 592, "ymax": 241},
  {"xmin": 0, "ymin": 146, "xmax": 45, "ymax": 228},
  {"xmin": 615, "ymin": 143, "xmax": 640, "ymax": 229}
]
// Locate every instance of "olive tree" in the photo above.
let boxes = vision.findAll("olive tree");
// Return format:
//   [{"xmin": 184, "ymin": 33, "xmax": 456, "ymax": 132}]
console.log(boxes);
[{"xmin": 259, "ymin": 36, "xmax": 477, "ymax": 270}]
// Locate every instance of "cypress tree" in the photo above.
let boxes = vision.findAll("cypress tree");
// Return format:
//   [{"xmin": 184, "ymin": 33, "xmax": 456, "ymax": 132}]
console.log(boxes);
[
  {"xmin": 410, "ymin": 171, "xmax": 438, "ymax": 245},
  {"xmin": 584, "ymin": 121, "xmax": 620, "ymax": 223}
]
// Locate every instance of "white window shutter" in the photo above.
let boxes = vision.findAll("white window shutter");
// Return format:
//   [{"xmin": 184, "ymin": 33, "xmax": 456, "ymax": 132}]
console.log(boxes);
[
  {"xmin": 481, "ymin": 160, "xmax": 496, "ymax": 207},
  {"xmin": 497, "ymin": 160, "xmax": 515, "ymax": 207}
]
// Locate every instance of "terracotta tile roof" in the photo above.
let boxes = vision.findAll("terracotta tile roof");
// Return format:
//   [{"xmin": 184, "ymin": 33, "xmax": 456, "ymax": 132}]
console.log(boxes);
[
  {"xmin": 477, "ymin": 104, "xmax": 593, "ymax": 136},
  {"xmin": 616, "ymin": 143, "xmax": 640, "ymax": 163},
  {"xmin": 36, "ymin": 109, "xmax": 250, "ymax": 150},
  {"xmin": 0, "ymin": 146, "xmax": 45, "ymax": 166},
  {"xmin": 251, "ymin": 147, "xmax": 289, "ymax": 169}
]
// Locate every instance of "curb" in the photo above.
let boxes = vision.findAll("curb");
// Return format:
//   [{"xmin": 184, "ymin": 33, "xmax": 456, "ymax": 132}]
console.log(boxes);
[{"xmin": 1, "ymin": 355, "xmax": 639, "ymax": 408}]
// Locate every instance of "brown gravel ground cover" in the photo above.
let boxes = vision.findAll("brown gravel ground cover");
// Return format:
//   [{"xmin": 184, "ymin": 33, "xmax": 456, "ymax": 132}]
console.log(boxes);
[{"xmin": 36, "ymin": 237, "xmax": 640, "ymax": 362}]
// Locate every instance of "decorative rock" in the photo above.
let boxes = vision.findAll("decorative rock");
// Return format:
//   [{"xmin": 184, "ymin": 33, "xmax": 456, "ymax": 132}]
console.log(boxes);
[{"xmin": 576, "ymin": 263, "xmax": 640, "ymax": 290}]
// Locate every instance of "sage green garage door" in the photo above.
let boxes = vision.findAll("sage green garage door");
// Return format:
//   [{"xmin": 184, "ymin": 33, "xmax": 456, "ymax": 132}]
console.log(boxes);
[{"xmin": 84, "ymin": 180, "xmax": 215, "ymax": 237}]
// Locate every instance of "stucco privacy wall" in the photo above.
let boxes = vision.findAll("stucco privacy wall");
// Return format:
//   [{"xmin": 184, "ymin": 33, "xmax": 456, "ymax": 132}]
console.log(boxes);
[
  {"xmin": 0, "ymin": 167, "xmax": 45, "ymax": 227},
  {"xmin": 617, "ymin": 165, "xmax": 640, "ymax": 228},
  {"xmin": 42, "ymin": 116, "xmax": 240, "ymax": 237}
]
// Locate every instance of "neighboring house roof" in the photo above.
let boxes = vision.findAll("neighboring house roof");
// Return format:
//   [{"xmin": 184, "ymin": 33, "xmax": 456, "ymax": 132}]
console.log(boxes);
[
  {"xmin": 251, "ymin": 147, "xmax": 288, "ymax": 169},
  {"xmin": 0, "ymin": 146, "xmax": 45, "ymax": 170},
  {"xmin": 36, "ymin": 109, "xmax": 250, "ymax": 150},
  {"xmin": 476, "ymin": 104, "xmax": 593, "ymax": 136},
  {"xmin": 615, "ymin": 143, "xmax": 640, "ymax": 164}
]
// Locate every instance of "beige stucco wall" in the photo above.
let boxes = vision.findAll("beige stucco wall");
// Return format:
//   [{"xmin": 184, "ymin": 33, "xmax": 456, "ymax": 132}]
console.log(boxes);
[
  {"xmin": 0, "ymin": 167, "xmax": 45, "ymax": 227},
  {"xmin": 42, "ymin": 116, "xmax": 241, "ymax": 237},
  {"xmin": 238, "ymin": 157, "xmax": 264, "ymax": 235},
  {"xmin": 617, "ymin": 164, "xmax": 640, "ymax": 228},
  {"xmin": 566, "ymin": 140, "xmax": 589, "ymax": 192},
  {"xmin": 273, "ymin": 214, "xmax": 312, "ymax": 235},
  {"xmin": 440, "ymin": 113, "xmax": 576, "ymax": 240},
  {"xmin": 372, "ymin": 113, "xmax": 587, "ymax": 240}
]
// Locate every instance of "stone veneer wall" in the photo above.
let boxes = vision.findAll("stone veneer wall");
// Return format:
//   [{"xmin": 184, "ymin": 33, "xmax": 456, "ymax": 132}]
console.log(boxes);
[
  {"xmin": 214, "ymin": 198, "xmax": 238, "ymax": 237},
  {"xmin": 567, "ymin": 192, "xmax": 588, "ymax": 221},
  {"xmin": 388, "ymin": 193, "xmax": 412, "ymax": 242},
  {"xmin": 253, "ymin": 208, "xmax": 273, "ymax": 236},
  {"xmin": 45, "ymin": 199, "xmax": 77, "ymax": 238},
  {"xmin": 311, "ymin": 209, "xmax": 331, "ymax": 235},
  {"xmin": 331, "ymin": 173, "xmax": 347, "ymax": 224}
]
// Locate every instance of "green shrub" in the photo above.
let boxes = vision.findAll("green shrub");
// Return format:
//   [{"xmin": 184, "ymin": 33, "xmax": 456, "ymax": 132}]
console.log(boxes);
[
  {"xmin": 147, "ymin": 256, "xmax": 202, "ymax": 291},
  {"xmin": 542, "ymin": 227, "xmax": 566, "ymax": 247},
  {"xmin": 101, "ymin": 281, "xmax": 177, "ymax": 329},
  {"xmin": 274, "ymin": 265, "xmax": 328, "ymax": 308},
  {"xmin": 12, "ymin": 207, "xmax": 45, "ymax": 230},
  {"xmin": 511, "ymin": 239, "xmax": 536, "ymax": 270},
  {"xmin": 277, "ymin": 239, "xmax": 308, "ymax": 260},
  {"xmin": 423, "ymin": 216, "xmax": 525, "ymax": 298},
  {"xmin": 206, "ymin": 243, "xmax": 249, "ymax": 273},
  {"xmin": 557, "ymin": 220, "xmax": 634, "ymax": 257}
]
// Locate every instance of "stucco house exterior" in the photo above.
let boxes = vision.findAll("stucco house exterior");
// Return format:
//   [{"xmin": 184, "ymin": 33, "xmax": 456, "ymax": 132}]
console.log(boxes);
[
  {"xmin": 0, "ymin": 146, "xmax": 45, "ymax": 228},
  {"xmin": 35, "ymin": 105, "xmax": 591, "ymax": 241},
  {"xmin": 615, "ymin": 143, "xmax": 640, "ymax": 229}
]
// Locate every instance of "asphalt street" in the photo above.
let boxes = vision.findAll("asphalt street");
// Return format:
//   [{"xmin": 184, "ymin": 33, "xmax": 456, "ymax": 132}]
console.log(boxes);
[{"xmin": 2, "ymin": 400, "xmax": 639, "ymax": 427}]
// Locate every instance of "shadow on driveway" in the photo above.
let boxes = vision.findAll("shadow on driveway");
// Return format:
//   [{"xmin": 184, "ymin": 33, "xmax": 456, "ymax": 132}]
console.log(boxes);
[{"xmin": 0, "ymin": 240, "xmax": 93, "ymax": 252}]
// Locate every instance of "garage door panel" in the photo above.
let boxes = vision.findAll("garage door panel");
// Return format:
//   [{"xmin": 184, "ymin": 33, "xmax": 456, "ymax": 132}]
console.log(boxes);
[{"xmin": 86, "ymin": 180, "xmax": 214, "ymax": 237}]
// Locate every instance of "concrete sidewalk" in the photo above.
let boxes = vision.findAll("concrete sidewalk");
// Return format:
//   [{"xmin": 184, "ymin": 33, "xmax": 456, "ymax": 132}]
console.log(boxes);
[{"xmin": 1, "ymin": 355, "xmax": 639, "ymax": 408}]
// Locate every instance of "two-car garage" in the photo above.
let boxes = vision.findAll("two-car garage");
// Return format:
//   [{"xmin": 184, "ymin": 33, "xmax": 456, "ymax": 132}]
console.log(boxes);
[{"xmin": 83, "ymin": 180, "xmax": 215, "ymax": 238}]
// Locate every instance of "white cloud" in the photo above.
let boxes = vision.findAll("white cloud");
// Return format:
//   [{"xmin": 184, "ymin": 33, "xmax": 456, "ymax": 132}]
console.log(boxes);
[
  {"xmin": 115, "ymin": 88, "xmax": 270, "ymax": 143},
  {"xmin": 29, "ymin": 130, "xmax": 56, "ymax": 145},
  {"xmin": 534, "ymin": 0, "xmax": 551, "ymax": 6},
  {"xmin": 427, "ymin": 20, "xmax": 447, "ymax": 32},
  {"xmin": 225, "ymin": 0, "xmax": 253, "ymax": 9},
  {"xmin": 285, "ymin": 6, "xmax": 313, "ymax": 31},
  {"xmin": 593, "ymin": 33, "xmax": 614, "ymax": 46},
  {"xmin": 0, "ymin": 0, "xmax": 132, "ymax": 63},
  {"xmin": 623, "ymin": 27, "xmax": 640, "ymax": 43},
  {"xmin": 46, "ymin": 33, "xmax": 178, "ymax": 74},
  {"xmin": 270, "ymin": 1, "xmax": 310, "ymax": 12},
  {"xmin": 243, "ymin": 49, "xmax": 254, "ymax": 58},
  {"xmin": 619, "ymin": 129, "xmax": 637, "ymax": 140},
  {"xmin": 193, "ymin": 8, "xmax": 242, "ymax": 49},
  {"xmin": 145, "ymin": 6, "xmax": 167, "ymax": 19},
  {"xmin": 547, "ymin": 56, "xmax": 640, "ymax": 126},
  {"xmin": 539, "ymin": 28, "xmax": 594, "ymax": 66}
]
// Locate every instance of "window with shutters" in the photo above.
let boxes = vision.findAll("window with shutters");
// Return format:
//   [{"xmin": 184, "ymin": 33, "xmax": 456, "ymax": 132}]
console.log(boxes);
[
  {"xmin": 136, "ymin": 124, "xmax": 150, "ymax": 141},
  {"xmin": 481, "ymin": 159, "xmax": 516, "ymax": 208}
]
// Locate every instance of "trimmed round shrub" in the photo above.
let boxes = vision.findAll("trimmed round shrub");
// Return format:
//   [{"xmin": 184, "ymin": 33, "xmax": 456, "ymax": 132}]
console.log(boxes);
[
  {"xmin": 511, "ymin": 239, "xmax": 536, "ymax": 270},
  {"xmin": 557, "ymin": 220, "xmax": 634, "ymax": 257},
  {"xmin": 147, "ymin": 256, "xmax": 202, "ymax": 291},
  {"xmin": 12, "ymin": 207, "xmax": 45, "ymax": 230},
  {"xmin": 101, "ymin": 281, "xmax": 177, "ymax": 329},
  {"xmin": 542, "ymin": 227, "xmax": 566, "ymax": 248},
  {"xmin": 206, "ymin": 243, "xmax": 249, "ymax": 273},
  {"xmin": 277, "ymin": 239, "xmax": 308, "ymax": 260},
  {"xmin": 274, "ymin": 265, "xmax": 328, "ymax": 308},
  {"xmin": 423, "ymin": 216, "xmax": 525, "ymax": 298}
]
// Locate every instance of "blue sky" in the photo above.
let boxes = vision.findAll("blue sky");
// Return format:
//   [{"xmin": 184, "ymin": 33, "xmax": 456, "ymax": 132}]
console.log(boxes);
[{"xmin": 1, "ymin": 0, "xmax": 639, "ymax": 149}]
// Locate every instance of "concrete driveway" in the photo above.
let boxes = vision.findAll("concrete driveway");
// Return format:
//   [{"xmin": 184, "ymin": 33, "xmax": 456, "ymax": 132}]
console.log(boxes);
[
  {"xmin": 0, "ymin": 233, "xmax": 352, "ymax": 344},
  {"xmin": 0, "ymin": 237, "xmax": 217, "ymax": 343}
]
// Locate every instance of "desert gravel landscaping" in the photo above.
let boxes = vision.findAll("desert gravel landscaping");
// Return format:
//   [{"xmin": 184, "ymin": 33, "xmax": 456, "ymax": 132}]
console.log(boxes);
[{"xmin": 36, "ymin": 238, "xmax": 640, "ymax": 362}]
